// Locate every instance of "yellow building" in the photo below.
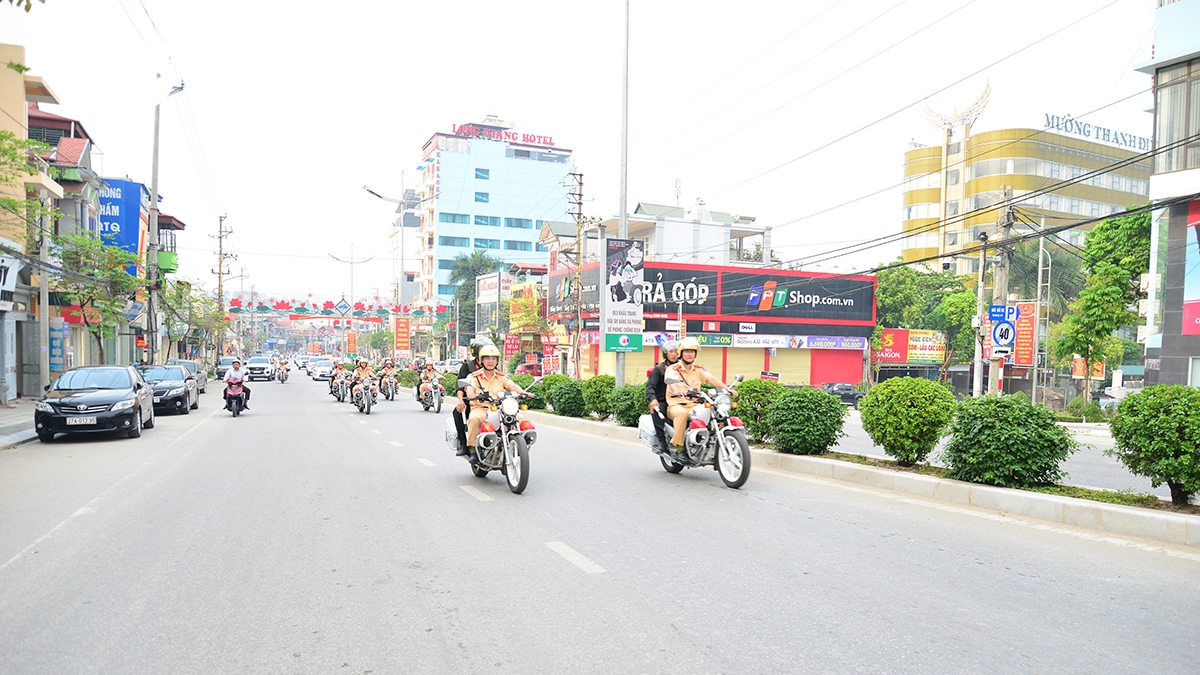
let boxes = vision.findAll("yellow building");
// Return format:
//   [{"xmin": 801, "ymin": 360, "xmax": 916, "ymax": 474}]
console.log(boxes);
[{"xmin": 902, "ymin": 104, "xmax": 1151, "ymax": 273}]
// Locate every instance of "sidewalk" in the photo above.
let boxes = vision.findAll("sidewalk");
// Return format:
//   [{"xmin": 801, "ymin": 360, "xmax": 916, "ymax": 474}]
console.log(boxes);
[{"xmin": 0, "ymin": 397, "xmax": 37, "ymax": 447}]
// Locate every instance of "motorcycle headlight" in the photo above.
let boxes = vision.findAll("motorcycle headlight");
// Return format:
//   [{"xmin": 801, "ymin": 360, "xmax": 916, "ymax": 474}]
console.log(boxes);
[
  {"xmin": 501, "ymin": 398, "xmax": 519, "ymax": 416},
  {"xmin": 36, "ymin": 401, "xmax": 54, "ymax": 413},
  {"xmin": 112, "ymin": 398, "xmax": 137, "ymax": 411},
  {"xmin": 717, "ymin": 401, "xmax": 731, "ymax": 416},
  {"xmin": 167, "ymin": 387, "xmax": 186, "ymax": 397}
]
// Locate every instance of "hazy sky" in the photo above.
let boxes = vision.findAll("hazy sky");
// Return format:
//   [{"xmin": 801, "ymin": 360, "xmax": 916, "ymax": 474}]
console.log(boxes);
[{"xmin": 0, "ymin": 0, "xmax": 1155, "ymax": 304}]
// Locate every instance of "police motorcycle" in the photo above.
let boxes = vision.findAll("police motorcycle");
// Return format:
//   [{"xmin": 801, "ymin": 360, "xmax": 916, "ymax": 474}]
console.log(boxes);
[
  {"xmin": 445, "ymin": 377, "xmax": 540, "ymax": 494},
  {"xmin": 638, "ymin": 374, "xmax": 750, "ymax": 489},
  {"xmin": 352, "ymin": 373, "xmax": 377, "ymax": 415},
  {"xmin": 420, "ymin": 377, "xmax": 444, "ymax": 413},
  {"xmin": 333, "ymin": 372, "xmax": 349, "ymax": 403}
]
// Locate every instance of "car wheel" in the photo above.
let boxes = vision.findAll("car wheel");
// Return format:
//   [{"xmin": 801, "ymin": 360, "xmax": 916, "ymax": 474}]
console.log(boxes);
[
  {"xmin": 127, "ymin": 411, "xmax": 142, "ymax": 438},
  {"xmin": 190, "ymin": 393, "xmax": 199, "ymax": 410},
  {"xmin": 144, "ymin": 408, "xmax": 155, "ymax": 429}
]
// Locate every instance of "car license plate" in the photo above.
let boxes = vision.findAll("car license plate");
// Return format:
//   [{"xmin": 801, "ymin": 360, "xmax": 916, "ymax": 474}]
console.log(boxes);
[
  {"xmin": 154, "ymin": 397, "xmax": 162, "ymax": 403},
  {"xmin": 66, "ymin": 416, "xmax": 97, "ymax": 425}
]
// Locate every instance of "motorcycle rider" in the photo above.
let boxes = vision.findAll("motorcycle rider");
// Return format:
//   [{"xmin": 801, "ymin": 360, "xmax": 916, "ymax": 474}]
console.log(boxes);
[
  {"xmin": 453, "ymin": 337, "xmax": 494, "ymax": 456},
  {"xmin": 380, "ymin": 359, "xmax": 398, "ymax": 393},
  {"xmin": 351, "ymin": 358, "xmax": 375, "ymax": 404},
  {"xmin": 664, "ymin": 337, "xmax": 736, "ymax": 459},
  {"xmin": 223, "ymin": 358, "xmax": 251, "ymax": 410},
  {"xmin": 644, "ymin": 339, "xmax": 681, "ymax": 453},
  {"xmin": 276, "ymin": 358, "xmax": 289, "ymax": 381},
  {"xmin": 418, "ymin": 361, "xmax": 440, "ymax": 399},
  {"xmin": 463, "ymin": 344, "xmax": 526, "ymax": 455},
  {"xmin": 329, "ymin": 361, "xmax": 349, "ymax": 396}
]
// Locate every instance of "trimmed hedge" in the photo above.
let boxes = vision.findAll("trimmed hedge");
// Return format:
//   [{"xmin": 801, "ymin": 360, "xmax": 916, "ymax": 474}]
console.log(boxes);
[
  {"xmin": 539, "ymin": 374, "xmax": 571, "ymax": 409},
  {"xmin": 766, "ymin": 387, "xmax": 846, "ymax": 455},
  {"xmin": 398, "ymin": 369, "xmax": 418, "ymax": 388},
  {"xmin": 1081, "ymin": 400, "xmax": 1105, "ymax": 423},
  {"xmin": 610, "ymin": 385, "xmax": 650, "ymax": 427},
  {"xmin": 1065, "ymin": 395, "xmax": 1088, "ymax": 417},
  {"xmin": 731, "ymin": 378, "xmax": 786, "ymax": 442},
  {"xmin": 550, "ymin": 379, "xmax": 586, "ymax": 418},
  {"xmin": 942, "ymin": 395, "xmax": 1078, "ymax": 488},
  {"xmin": 441, "ymin": 372, "xmax": 458, "ymax": 394},
  {"xmin": 859, "ymin": 377, "xmax": 956, "ymax": 466},
  {"xmin": 582, "ymin": 374, "xmax": 616, "ymax": 419},
  {"xmin": 1109, "ymin": 385, "xmax": 1200, "ymax": 506}
]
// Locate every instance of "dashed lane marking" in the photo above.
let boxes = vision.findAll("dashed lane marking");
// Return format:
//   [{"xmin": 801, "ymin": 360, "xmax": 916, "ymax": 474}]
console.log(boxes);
[
  {"xmin": 416, "ymin": 458, "xmax": 437, "ymax": 467},
  {"xmin": 546, "ymin": 541, "xmax": 606, "ymax": 574},
  {"xmin": 389, "ymin": 441, "xmax": 403, "ymax": 448},
  {"xmin": 459, "ymin": 485, "xmax": 492, "ymax": 502},
  {"xmin": 372, "ymin": 429, "xmax": 382, "ymax": 434}
]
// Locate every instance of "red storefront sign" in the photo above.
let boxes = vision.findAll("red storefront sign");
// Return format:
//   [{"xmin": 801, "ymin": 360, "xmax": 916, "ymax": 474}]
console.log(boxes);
[
  {"xmin": 1013, "ymin": 303, "xmax": 1036, "ymax": 366},
  {"xmin": 503, "ymin": 334, "xmax": 520, "ymax": 361},
  {"xmin": 872, "ymin": 329, "xmax": 909, "ymax": 363}
]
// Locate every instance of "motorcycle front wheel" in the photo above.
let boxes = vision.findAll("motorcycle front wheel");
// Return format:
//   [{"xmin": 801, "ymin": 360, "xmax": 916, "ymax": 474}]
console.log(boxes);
[
  {"xmin": 717, "ymin": 430, "xmax": 751, "ymax": 489},
  {"xmin": 364, "ymin": 392, "xmax": 372, "ymax": 415},
  {"xmin": 660, "ymin": 455, "xmax": 684, "ymax": 473},
  {"xmin": 505, "ymin": 435, "xmax": 530, "ymax": 494},
  {"xmin": 435, "ymin": 392, "xmax": 443, "ymax": 414}
]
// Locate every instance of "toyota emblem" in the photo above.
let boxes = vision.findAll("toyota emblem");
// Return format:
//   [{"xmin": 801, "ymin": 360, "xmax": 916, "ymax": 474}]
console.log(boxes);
[{"xmin": 77, "ymin": 405, "xmax": 87, "ymax": 411}]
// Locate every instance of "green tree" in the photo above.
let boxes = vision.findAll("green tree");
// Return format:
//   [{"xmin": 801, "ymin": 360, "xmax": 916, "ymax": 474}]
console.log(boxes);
[
  {"xmin": 927, "ymin": 290, "xmax": 977, "ymax": 377},
  {"xmin": 1007, "ymin": 239, "xmax": 1085, "ymax": 319},
  {"xmin": 1083, "ymin": 208, "xmax": 1151, "ymax": 304},
  {"xmin": 874, "ymin": 261, "xmax": 963, "ymax": 330},
  {"xmin": 50, "ymin": 233, "xmax": 145, "ymax": 363},
  {"xmin": 158, "ymin": 279, "xmax": 225, "ymax": 362},
  {"xmin": 1050, "ymin": 262, "xmax": 1134, "ymax": 402},
  {"xmin": 367, "ymin": 329, "xmax": 394, "ymax": 352},
  {"xmin": 0, "ymin": 130, "xmax": 54, "ymax": 246},
  {"xmin": 446, "ymin": 251, "xmax": 503, "ymax": 346}
]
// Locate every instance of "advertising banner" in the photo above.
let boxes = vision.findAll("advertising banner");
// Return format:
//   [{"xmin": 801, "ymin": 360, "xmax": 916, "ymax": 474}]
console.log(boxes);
[
  {"xmin": 789, "ymin": 335, "xmax": 869, "ymax": 350},
  {"xmin": 603, "ymin": 238, "xmax": 644, "ymax": 352},
  {"xmin": 97, "ymin": 179, "xmax": 147, "ymax": 276},
  {"xmin": 694, "ymin": 333, "xmax": 733, "ymax": 347},
  {"xmin": 1072, "ymin": 357, "xmax": 1106, "ymax": 379},
  {"xmin": 641, "ymin": 265, "xmax": 719, "ymax": 318},
  {"xmin": 548, "ymin": 265, "xmax": 600, "ymax": 318},
  {"xmin": 1013, "ymin": 302, "xmax": 1036, "ymax": 366},
  {"xmin": 393, "ymin": 317, "xmax": 411, "ymax": 359},
  {"xmin": 1183, "ymin": 201, "xmax": 1200, "ymax": 335},
  {"xmin": 732, "ymin": 334, "xmax": 790, "ymax": 348},
  {"xmin": 346, "ymin": 331, "xmax": 358, "ymax": 357},
  {"xmin": 906, "ymin": 330, "xmax": 946, "ymax": 364},
  {"xmin": 509, "ymin": 281, "xmax": 542, "ymax": 331},
  {"xmin": 873, "ymin": 329, "xmax": 909, "ymax": 363},
  {"xmin": 48, "ymin": 318, "xmax": 65, "ymax": 373},
  {"xmin": 721, "ymin": 271, "xmax": 875, "ymax": 324},
  {"xmin": 475, "ymin": 272, "xmax": 513, "ymax": 305},
  {"xmin": 503, "ymin": 333, "xmax": 520, "ymax": 361},
  {"xmin": 0, "ymin": 256, "xmax": 18, "ymax": 312}
]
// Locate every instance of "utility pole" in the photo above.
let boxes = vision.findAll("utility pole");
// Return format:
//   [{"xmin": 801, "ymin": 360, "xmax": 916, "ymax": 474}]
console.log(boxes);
[
  {"xmin": 568, "ymin": 171, "xmax": 584, "ymax": 379},
  {"xmin": 39, "ymin": 190, "xmax": 49, "ymax": 379},
  {"xmin": 146, "ymin": 79, "xmax": 184, "ymax": 366},
  {"xmin": 972, "ymin": 232, "xmax": 988, "ymax": 398},
  {"xmin": 1032, "ymin": 217, "xmax": 1047, "ymax": 405},
  {"xmin": 987, "ymin": 186, "xmax": 1014, "ymax": 395},
  {"xmin": 615, "ymin": 0, "xmax": 630, "ymax": 388},
  {"xmin": 211, "ymin": 214, "xmax": 234, "ymax": 360}
]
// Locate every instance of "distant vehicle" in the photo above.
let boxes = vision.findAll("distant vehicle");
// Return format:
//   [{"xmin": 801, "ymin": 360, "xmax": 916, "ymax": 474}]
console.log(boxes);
[
  {"xmin": 515, "ymin": 362, "xmax": 542, "ymax": 377},
  {"xmin": 215, "ymin": 356, "xmax": 240, "ymax": 379},
  {"xmin": 35, "ymin": 365, "xmax": 156, "ymax": 442},
  {"xmin": 246, "ymin": 356, "xmax": 275, "ymax": 381},
  {"xmin": 822, "ymin": 383, "xmax": 866, "ymax": 408},
  {"xmin": 440, "ymin": 358, "xmax": 464, "ymax": 373},
  {"xmin": 166, "ymin": 359, "xmax": 207, "ymax": 394},
  {"xmin": 310, "ymin": 360, "xmax": 335, "ymax": 380},
  {"xmin": 296, "ymin": 354, "xmax": 311, "ymax": 371},
  {"xmin": 138, "ymin": 364, "xmax": 199, "ymax": 415}
]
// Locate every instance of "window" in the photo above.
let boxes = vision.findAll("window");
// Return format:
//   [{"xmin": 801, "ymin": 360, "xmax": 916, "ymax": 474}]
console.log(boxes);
[
  {"xmin": 946, "ymin": 169, "xmax": 960, "ymax": 186},
  {"xmin": 504, "ymin": 218, "xmax": 533, "ymax": 229},
  {"xmin": 438, "ymin": 259, "xmax": 455, "ymax": 270},
  {"xmin": 902, "ymin": 203, "xmax": 939, "ymax": 220},
  {"xmin": 439, "ymin": 212, "xmax": 469, "ymax": 224},
  {"xmin": 507, "ymin": 149, "xmax": 531, "ymax": 159},
  {"xmin": 535, "ymin": 243, "xmax": 549, "ymax": 252},
  {"xmin": 903, "ymin": 171, "xmax": 941, "ymax": 192},
  {"xmin": 475, "ymin": 192, "xmax": 489, "ymax": 203},
  {"xmin": 946, "ymin": 142, "xmax": 961, "ymax": 155},
  {"xmin": 475, "ymin": 168, "xmax": 490, "ymax": 180},
  {"xmin": 475, "ymin": 238, "xmax": 500, "ymax": 249},
  {"xmin": 945, "ymin": 230, "xmax": 959, "ymax": 247},
  {"xmin": 474, "ymin": 215, "xmax": 500, "ymax": 227},
  {"xmin": 1154, "ymin": 59, "xmax": 1200, "ymax": 173},
  {"xmin": 504, "ymin": 240, "xmax": 532, "ymax": 251},
  {"xmin": 945, "ymin": 200, "xmax": 960, "ymax": 217},
  {"xmin": 438, "ymin": 236, "xmax": 469, "ymax": 247},
  {"xmin": 438, "ymin": 284, "xmax": 458, "ymax": 295}
]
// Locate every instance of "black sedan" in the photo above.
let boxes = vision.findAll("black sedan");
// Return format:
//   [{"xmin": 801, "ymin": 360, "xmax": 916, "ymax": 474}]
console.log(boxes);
[
  {"xmin": 35, "ymin": 365, "xmax": 155, "ymax": 442},
  {"xmin": 137, "ymin": 364, "xmax": 199, "ymax": 415}
]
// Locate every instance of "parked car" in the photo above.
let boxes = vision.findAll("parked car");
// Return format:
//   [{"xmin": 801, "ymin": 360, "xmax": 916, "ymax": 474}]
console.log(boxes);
[
  {"xmin": 215, "ymin": 356, "xmax": 239, "ymax": 379},
  {"xmin": 310, "ymin": 359, "xmax": 335, "ymax": 380},
  {"xmin": 166, "ymin": 359, "xmax": 207, "ymax": 394},
  {"xmin": 822, "ymin": 382, "xmax": 866, "ymax": 408},
  {"xmin": 138, "ymin": 364, "xmax": 199, "ymax": 415},
  {"xmin": 246, "ymin": 356, "xmax": 275, "ymax": 381},
  {"xmin": 34, "ymin": 365, "xmax": 155, "ymax": 442},
  {"xmin": 440, "ymin": 358, "xmax": 464, "ymax": 374},
  {"xmin": 514, "ymin": 362, "xmax": 543, "ymax": 377}
]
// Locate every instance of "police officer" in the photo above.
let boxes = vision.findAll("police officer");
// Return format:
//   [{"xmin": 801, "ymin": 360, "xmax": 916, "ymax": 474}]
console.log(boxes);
[{"xmin": 453, "ymin": 337, "xmax": 495, "ymax": 456}]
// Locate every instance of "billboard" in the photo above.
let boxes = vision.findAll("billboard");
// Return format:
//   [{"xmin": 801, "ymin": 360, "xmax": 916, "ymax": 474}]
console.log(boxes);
[
  {"xmin": 393, "ymin": 317, "xmax": 411, "ymax": 359},
  {"xmin": 720, "ymin": 271, "xmax": 875, "ymax": 324},
  {"xmin": 603, "ymin": 238, "xmax": 644, "ymax": 352},
  {"xmin": 873, "ymin": 328, "xmax": 946, "ymax": 364},
  {"xmin": 1183, "ymin": 201, "xmax": 1200, "ymax": 335},
  {"xmin": 97, "ymin": 179, "xmax": 147, "ymax": 276},
  {"xmin": 1013, "ymin": 302, "xmax": 1037, "ymax": 366}
]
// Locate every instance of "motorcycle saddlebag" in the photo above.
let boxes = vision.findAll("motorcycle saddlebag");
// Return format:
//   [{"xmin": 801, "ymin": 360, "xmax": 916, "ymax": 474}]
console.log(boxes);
[{"xmin": 638, "ymin": 414, "xmax": 664, "ymax": 453}]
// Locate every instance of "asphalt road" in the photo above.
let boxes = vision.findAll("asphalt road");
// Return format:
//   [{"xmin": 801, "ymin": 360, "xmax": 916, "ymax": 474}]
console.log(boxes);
[{"xmin": 1, "ymin": 376, "xmax": 1196, "ymax": 674}]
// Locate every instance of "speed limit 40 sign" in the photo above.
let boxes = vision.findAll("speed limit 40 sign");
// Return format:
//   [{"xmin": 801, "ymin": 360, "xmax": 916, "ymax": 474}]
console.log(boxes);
[{"xmin": 992, "ymin": 320, "xmax": 1015, "ymax": 347}]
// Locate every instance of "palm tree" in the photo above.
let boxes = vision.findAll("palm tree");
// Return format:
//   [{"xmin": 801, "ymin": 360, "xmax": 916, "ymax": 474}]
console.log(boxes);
[
  {"xmin": 447, "ymin": 250, "xmax": 504, "ymax": 287},
  {"xmin": 1007, "ymin": 239, "xmax": 1084, "ymax": 319}
]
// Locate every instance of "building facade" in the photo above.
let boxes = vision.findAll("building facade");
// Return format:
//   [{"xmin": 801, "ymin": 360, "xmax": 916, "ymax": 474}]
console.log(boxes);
[
  {"xmin": 415, "ymin": 116, "xmax": 571, "ymax": 301},
  {"xmin": 902, "ymin": 123, "xmax": 1151, "ymax": 274},
  {"xmin": 1138, "ymin": 0, "xmax": 1200, "ymax": 385}
]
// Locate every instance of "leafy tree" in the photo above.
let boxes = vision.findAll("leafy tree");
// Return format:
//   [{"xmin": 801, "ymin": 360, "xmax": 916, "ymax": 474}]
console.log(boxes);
[
  {"xmin": 1007, "ymin": 239, "xmax": 1085, "ymax": 319},
  {"xmin": 0, "ymin": 130, "xmax": 54, "ymax": 247},
  {"xmin": 942, "ymin": 395, "xmax": 1079, "ymax": 488},
  {"xmin": 766, "ymin": 387, "xmax": 846, "ymax": 454},
  {"xmin": 446, "ymin": 250, "xmax": 503, "ymax": 345},
  {"xmin": 581, "ymin": 374, "xmax": 616, "ymax": 418},
  {"xmin": 367, "ymin": 329, "xmax": 394, "ymax": 352},
  {"xmin": 859, "ymin": 377, "xmax": 956, "ymax": 466},
  {"xmin": 158, "ymin": 279, "xmax": 225, "ymax": 361},
  {"xmin": 1109, "ymin": 385, "xmax": 1200, "ymax": 506},
  {"xmin": 874, "ymin": 261, "xmax": 964, "ymax": 330},
  {"xmin": 1083, "ymin": 208, "xmax": 1151, "ymax": 304},
  {"xmin": 50, "ymin": 233, "xmax": 145, "ymax": 364},
  {"xmin": 927, "ymin": 290, "xmax": 977, "ymax": 376},
  {"xmin": 1050, "ymin": 262, "xmax": 1135, "ymax": 402}
]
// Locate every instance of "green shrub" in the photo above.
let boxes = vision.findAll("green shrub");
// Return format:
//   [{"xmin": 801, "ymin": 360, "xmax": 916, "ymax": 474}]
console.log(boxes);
[
  {"xmin": 441, "ymin": 372, "xmax": 458, "ymax": 394},
  {"xmin": 1065, "ymin": 395, "xmax": 1088, "ymax": 416},
  {"xmin": 942, "ymin": 396, "xmax": 1078, "ymax": 488},
  {"xmin": 524, "ymin": 381, "xmax": 548, "ymax": 410},
  {"xmin": 1082, "ymin": 400, "xmax": 1105, "ymax": 423},
  {"xmin": 1109, "ymin": 385, "xmax": 1200, "ymax": 506},
  {"xmin": 731, "ymin": 379, "xmax": 786, "ymax": 442},
  {"xmin": 506, "ymin": 352, "xmax": 523, "ymax": 374},
  {"xmin": 1008, "ymin": 390, "xmax": 1030, "ymax": 404},
  {"xmin": 398, "ymin": 369, "xmax": 418, "ymax": 388},
  {"xmin": 859, "ymin": 377, "xmax": 956, "ymax": 466},
  {"xmin": 1054, "ymin": 413, "xmax": 1083, "ymax": 423},
  {"xmin": 551, "ymin": 379, "xmax": 586, "ymax": 418},
  {"xmin": 609, "ymin": 385, "xmax": 649, "ymax": 427},
  {"xmin": 539, "ymin": 373, "xmax": 571, "ymax": 408},
  {"xmin": 766, "ymin": 387, "xmax": 846, "ymax": 455},
  {"xmin": 511, "ymin": 374, "xmax": 535, "ymax": 390},
  {"xmin": 582, "ymin": 374, "xmax": 616, "ymax": 419}
]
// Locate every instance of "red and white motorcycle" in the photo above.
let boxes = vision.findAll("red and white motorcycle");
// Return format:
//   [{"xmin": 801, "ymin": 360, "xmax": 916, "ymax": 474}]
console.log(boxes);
[
  {"xmin": 639, "ymin": 374, "xmax": 750, "ymax": 488},
  {"xmin": 446, "ymin": 383, "xmax": 539, "ymax": 494}
]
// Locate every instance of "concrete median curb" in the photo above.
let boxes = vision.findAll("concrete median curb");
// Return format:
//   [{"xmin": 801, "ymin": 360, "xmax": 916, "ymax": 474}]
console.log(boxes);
[{"xmin": 525, "ymin": 410, "xmax": 1200, "ymax": 549}]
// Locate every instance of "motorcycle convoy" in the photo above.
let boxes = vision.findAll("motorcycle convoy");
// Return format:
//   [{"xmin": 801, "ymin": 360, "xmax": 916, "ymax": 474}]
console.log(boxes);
[{"xmin": 230, "ymin": 337, "xmax": 749, "ymax": 495}]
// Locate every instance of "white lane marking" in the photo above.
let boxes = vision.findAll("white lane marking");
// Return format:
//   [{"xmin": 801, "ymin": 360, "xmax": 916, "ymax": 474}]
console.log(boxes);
[
  {"xmin": 389, "ymin": 441, "xmax": 403, "ymax": 448},
  {"xmin": 756, "ymin": 468, "xmax": 1200, "ymax": 564},
  {"xmin": 546, "ymin": 541, "xmax": 606, "ymax": 574},
  {"xmin": 1, "ymin": 406, "xmax": 221, "ymax": 572},
  {"xmin": 358, "ymin": 420, "xmax": 366, "ymax": 425},
  {"xmin": 372, "ymin": 429, "xmax": 382, "ymax": 435},
  {"xmin": 460, "ymin": 485, "xmax": 493, "ymax": 502},
  {"xmin": 416, "ymin": 458, "xmax": 437, "ymax": 467}
]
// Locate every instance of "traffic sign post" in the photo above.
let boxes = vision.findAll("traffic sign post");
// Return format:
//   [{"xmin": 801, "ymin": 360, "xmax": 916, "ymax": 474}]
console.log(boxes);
[{"xmin": 992, "ymin": 320, "xmax": 1015, "ymax": 347}]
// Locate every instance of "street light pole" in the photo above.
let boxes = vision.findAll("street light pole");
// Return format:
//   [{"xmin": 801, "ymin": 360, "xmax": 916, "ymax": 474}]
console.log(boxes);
[
  {"xmin": 146, "ymin": 78, "xmax": 184, "ymax": 366},
  {"xmin": 615, "ymin": 0, "xmax": 630, "ymax": 388}
]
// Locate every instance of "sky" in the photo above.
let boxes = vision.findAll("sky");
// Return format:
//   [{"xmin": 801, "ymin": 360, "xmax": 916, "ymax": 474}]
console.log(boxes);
[{"xmin": 0, "ymin": 0, "xmax": 1157, "ymax": 305}]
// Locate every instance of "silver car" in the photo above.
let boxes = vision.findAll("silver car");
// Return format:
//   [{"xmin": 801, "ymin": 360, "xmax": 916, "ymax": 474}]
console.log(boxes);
[{"xmin": 310, "ymin": 360, "xmax": 335, "ymax": 380}]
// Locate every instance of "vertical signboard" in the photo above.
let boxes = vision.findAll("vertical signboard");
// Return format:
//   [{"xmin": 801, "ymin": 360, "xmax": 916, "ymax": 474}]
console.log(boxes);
[
  {"xmin": 48, "ymin": 317, "xmax": 65, "ymax": 373},
  {"xmin": 1183, "ymin": 201, "xmax": 1200, "ymax": 335},
  {"xmin": 346, "ymin": 330, "xmax": 358, "ymax": 357},
  {"xmin": 1013, "ymin": 302, "xmax": 1036, "ymax": 366},
  {"xmin": 97, "ymin": 179, "xmax": 147, "ymax": 276},
  {"xmin": 503, "ymin": 333, "xmax": 520, "ymax": 362},
  {"xmin": 393, "ymin": 317, "xmax": 411, "ymax": 359},
  {"xmin": 602, "ymin": 238, "xmax": 644, "ymax": 352}
]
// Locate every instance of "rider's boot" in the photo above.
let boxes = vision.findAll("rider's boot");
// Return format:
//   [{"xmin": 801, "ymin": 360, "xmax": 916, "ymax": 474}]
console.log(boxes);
[{"xmin": 456, "ymin": 442, "xmax": 471, "ymax": 457}]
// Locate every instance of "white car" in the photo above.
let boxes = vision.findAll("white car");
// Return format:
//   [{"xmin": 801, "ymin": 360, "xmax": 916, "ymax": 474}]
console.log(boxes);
[
  {"xmin": 310, "ymin": 360, "xmax": 335, "ymax": 380},
  {"xmin": 246, "ymin": 356, "xmax": 275, "ymax": 381}
]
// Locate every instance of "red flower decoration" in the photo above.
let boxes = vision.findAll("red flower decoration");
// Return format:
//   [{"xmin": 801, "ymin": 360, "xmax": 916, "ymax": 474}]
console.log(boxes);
[
  {"xmin": 229, "ymin": 298, "xmax": 243, "ymax": 308},
  {"xmin": 322, "ymin": 301, "xmax": 336, "ymax": 310},
  {"xmin": 353, "ymin": 301, "xmax": 366, "ymax": 311}
]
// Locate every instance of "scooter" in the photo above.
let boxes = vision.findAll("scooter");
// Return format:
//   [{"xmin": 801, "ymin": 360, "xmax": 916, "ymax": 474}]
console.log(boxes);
[
  {"xmin": 445, "ymin": 382, "xmax": 539, "ymax": 494},
  {"xmin": 333, "ymin": 373, "xmax": 348, "ymax": 403},
  {"xmin": 224, "ymin": 378, "xmax": 247, "ymax": 417},
  {"xmin": 638, "ymin": 375, "xmax": 749, "ymax": 488}
]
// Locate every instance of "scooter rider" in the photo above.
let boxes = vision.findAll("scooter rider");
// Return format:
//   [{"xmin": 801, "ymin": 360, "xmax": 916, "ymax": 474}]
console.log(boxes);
[
  {"xmin": 664, "ymin": 337, "xmax": 736, "ymax": 459},
  {"xmin": 644, "ymin": 339, "xmax": 681, "ymax": 453},
  {"xmin": 463, "ymin": 344, "xmax": 526, "ymax": 455},
  {"xmin": 223, "ymin": 358, "xmax": 251, "ymax": 409},
  {"xmin": 453, "ymin": 337, "xmax": 494, "ymax": 456}
]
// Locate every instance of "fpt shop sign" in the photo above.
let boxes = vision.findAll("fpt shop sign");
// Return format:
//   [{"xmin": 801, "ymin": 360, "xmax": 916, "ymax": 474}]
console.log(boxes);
[{"xmin": 723, "ymin": 272, "xmax": 874, "ymax": 323}]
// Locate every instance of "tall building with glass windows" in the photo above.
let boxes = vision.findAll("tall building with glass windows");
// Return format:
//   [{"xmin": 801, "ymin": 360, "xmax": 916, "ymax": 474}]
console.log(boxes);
[
  {"xmin": 414, "ymin": 115, "xmax": 572, "ymax": 300},
  {"xmin": 901, "ymin": 121, "xmax": 1151, "ymax": 274}
]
